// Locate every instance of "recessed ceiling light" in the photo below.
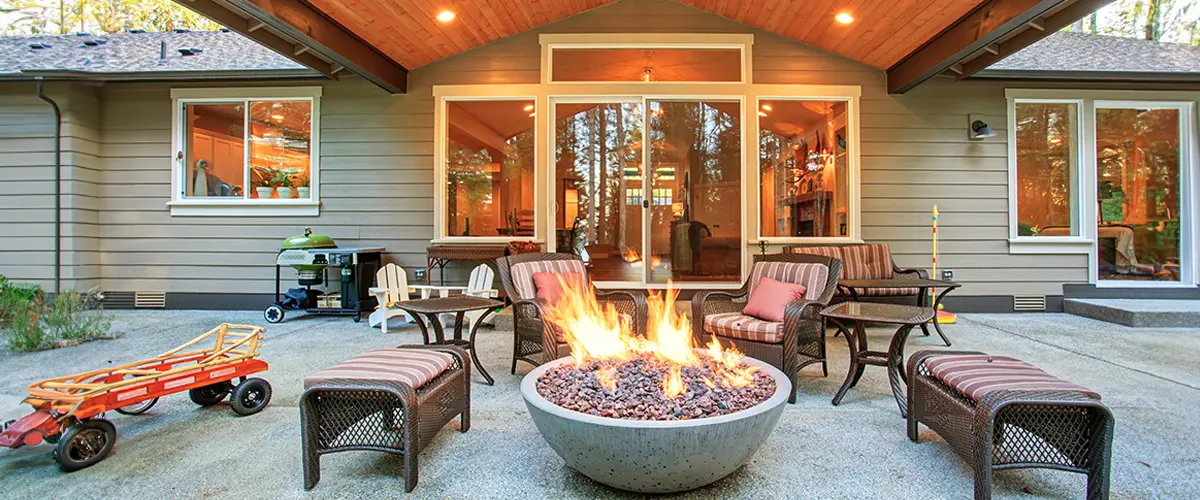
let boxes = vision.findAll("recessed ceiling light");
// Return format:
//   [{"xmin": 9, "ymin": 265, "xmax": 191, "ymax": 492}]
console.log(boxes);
[
  {"xmin": 835, "ymin": 12, "xmax": 854, "ymax": 24},
  {"xmin": 757, "ymin": 111, "xmax": 768, "ymax": 117},
  {"xmin": 523, "ymin": 104, "xmax": 534, "ymax": 112},
  {"xmin": 436, "ymin": 10, "xmax": 456, "ymax": 23},
  {"xmin": 528, "ymin": 112, "xmax": 536, "ymax": 118},
  {"xmin": 270, "ymin": 114, "xmax": 284, "ymax": 120},
  {"xmin": 761, "ymin": 104, "xmax": 772, "ymax": 111}
]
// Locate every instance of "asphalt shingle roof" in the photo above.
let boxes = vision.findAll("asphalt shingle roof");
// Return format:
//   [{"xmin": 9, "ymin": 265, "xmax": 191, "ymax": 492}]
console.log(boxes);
[
  {"xmin": 0, "ymin": 30, "xmax": 308, "ymax": 76},
  {"xmin": 990, "ymin": 31, "xmax": 1200, "ymax": 73}
]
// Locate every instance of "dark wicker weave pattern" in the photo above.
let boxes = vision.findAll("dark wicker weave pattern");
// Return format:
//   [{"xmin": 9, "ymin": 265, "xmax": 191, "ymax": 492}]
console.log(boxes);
[
  {"xmin": 301, "ymin": 345, "xmax": 471, "ymax": 493},
  {"xmin": 496, "ymin": 253, "xmax": 648, "ymax": 372},
  {"xmin": 691, "ymin": 254, "xmax": 842, "ymax": 404},
  {"xmin": 907, "ymin": 350, "xmax": 1114, "ymax": 500}
]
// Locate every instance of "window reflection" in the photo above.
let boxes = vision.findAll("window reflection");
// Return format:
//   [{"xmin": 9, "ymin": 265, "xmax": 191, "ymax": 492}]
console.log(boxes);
[
  {"xmin": 759, "ymin": 100, "xmax": 849, "ymax": 238},
  {"xmin": 185, "ymin": 103, "xmax": 244, "ymax": 198},
  {"xmin": 1015, "ymin": 102, "xmax": 1078, "ymax": 236},
  {"xmin": 249, "ymin": 101, "xmax": 312, "ymax": 199},
  {"xmin": 446, "ymin": 100, "xmax": 536, "ymax": 237},
  {"xmin": 1095, "ymin": 107, "xmax": 1181, "ymax": 281}
]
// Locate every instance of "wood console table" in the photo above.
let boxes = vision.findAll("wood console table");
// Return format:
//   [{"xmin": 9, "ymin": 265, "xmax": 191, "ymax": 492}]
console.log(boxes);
[{"xmin": 426, "ymin": 244, "xmax": 541, "ymax": 285}]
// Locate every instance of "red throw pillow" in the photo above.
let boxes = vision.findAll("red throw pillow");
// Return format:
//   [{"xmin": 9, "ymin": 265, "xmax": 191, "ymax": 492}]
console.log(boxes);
[
  {"xmin": 743, "ymin": 277, "xmax": 807, "ymax": 322},
  {"xmin": 533, "ymin": 272, "xmax": 585, "ymax": 304}
]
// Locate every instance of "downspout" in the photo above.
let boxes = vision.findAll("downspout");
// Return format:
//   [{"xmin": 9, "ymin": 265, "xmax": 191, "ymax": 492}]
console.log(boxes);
[{"xmin": 35, "ymin": 79, "xmax": 62, "ymax": 295}]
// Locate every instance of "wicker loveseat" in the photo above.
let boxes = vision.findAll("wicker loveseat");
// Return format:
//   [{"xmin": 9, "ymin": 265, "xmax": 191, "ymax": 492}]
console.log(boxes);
[
  {"xmin": 784, "ymin": 243, "xmax": 926, "ymax": 297},
  {"xmin": 691, "ymin": 254, "xmax": 842, "ymax": 403},
  {"xmin": 496, "ymin": 252, "xmax": 647, "ymax": 371}
]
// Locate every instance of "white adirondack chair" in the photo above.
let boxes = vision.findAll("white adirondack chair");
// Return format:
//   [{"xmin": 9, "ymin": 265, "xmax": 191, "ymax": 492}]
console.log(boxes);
[
  {"xmin": 461, "ymin": 264, "xmax": 498, "ymax": 328},
  {"xmin": 368, "ymin": 263, "xmax": 414, "ymax": 333}
]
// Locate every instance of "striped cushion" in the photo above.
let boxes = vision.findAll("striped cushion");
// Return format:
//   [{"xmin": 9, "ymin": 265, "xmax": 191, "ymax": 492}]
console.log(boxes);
[
  {"xmin": 746, "ymin": 262, "xmax": 829, "ymax": 301},
  {"xmin": 303, "ymin": 348, "xmax": 454, "ymax": 390},
  {"xmin": 790, "ymin": 244, "xmax": 895, "ymax": 280},
  {"xmin": 510, "ymin": 260, "xmax": 589, "ymax": 300},
  {"xmin": 703, "ymin": 312, "xmax": 783, "ymax": 343},
  {"xmin": 925, "ymin": 354, "xmax": 1100, "ymax": 402},
  {"xmin": 855, "ymin": 286, "xmax": 922, "ymax": 296}
]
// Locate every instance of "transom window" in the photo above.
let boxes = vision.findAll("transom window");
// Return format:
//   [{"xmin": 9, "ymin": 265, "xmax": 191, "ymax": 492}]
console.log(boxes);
[{"xmin": 169, "ymin": 87, "xmax": 320, "ymax": 216}]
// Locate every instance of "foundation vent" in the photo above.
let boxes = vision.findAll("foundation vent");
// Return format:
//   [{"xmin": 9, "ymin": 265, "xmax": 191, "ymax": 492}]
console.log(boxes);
[
  {"xmin": 1013, "ymin": 295, "xmax": 1046, "ymax": 312},
  {"xmin": 102, "ymin": 291, "xmax": 135, "ymax": 309},
  {"xmin": 134, "ymin": 292, "xmax": 167, "ymax": 309}
]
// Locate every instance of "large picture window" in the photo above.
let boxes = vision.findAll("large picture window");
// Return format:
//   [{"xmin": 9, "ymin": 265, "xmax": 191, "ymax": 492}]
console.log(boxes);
[
  {"xmin": 170, "ymin": 87, "xmax": 320, "ymax": 216},
  {"xmin": 1011, "ymin": 100, "xmax": 1081, "ymax": 238},
  {"xmin": 443, "ymin": 98, "xmax": 537, "ymax": 238},
  {"xmin": 758, "ymin": 98, "xmax": 853, "ymax": 239}
]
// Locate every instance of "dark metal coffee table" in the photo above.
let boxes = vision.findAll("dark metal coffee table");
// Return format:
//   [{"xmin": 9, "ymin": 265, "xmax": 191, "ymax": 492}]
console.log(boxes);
[
  {"xmin": 821, "ymin": 302, "xmax": 935, "ymax": 417},
  {"xmin": 392, "ymin": 295, "xmax": 504, "ymax": 385},
  {"xmin": 838, "ymin": 278, "xmax": 960, "ymax": 346}
]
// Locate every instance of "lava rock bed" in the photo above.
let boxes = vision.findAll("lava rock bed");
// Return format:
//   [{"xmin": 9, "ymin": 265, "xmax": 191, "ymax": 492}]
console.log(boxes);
[{"xmin": 536, "ymin": 354, "xmax": 777, "ymax": 420}]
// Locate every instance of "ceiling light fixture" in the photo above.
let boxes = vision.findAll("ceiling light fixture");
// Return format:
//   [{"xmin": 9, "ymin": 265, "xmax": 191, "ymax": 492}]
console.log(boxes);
[
  {"xmin": 835, "ymin": 12, "xmax": 854, "ymax": 24},
  {"xmin": 436, "ymin": 10, "xmax": 456, "ymax": 23},
  {"xmin": 761, "ymin": 104, "xmax": 772, "ymax": 111},
  {"xmin": 757, "ymin": 111, "xmax": 768, "ymax": 117},
  {"xmin": 523, "ymin": 104, "xmax": 534, "ymax": 112},
  {"xmin": 528, "ymin": 112, "xmax": 536, "ymax": 118},
  {"xmin": 270, "ymin": 114, "xmax": 284, "ymax": 120}
]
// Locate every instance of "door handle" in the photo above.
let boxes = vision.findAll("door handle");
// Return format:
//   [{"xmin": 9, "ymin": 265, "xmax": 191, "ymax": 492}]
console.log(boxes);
[{"xmin": 643, "ymin": 200, "xmax": 649, "ymax": 209}]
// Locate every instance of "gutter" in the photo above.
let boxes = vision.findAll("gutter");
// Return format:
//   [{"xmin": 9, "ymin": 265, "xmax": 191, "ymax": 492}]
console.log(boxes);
[
  {"xmin": 34, "ymin": 79, "xmax": 62, "ymax": 295},
  {"xmin": 6, "ymin": 68, "xmax": 325, "ymax": 83},
  {"xmin": 972, "ymin": 69, "xmax": 1200, "ymax": 84}
]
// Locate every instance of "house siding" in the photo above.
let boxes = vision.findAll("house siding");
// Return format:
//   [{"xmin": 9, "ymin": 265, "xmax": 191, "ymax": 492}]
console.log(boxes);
[{"xmin": 0, "ymin": 0, "xmax": 1092, "ymax": 305}]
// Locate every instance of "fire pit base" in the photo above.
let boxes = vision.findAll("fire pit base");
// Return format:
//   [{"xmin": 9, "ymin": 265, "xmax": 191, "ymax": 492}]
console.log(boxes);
[{"xmin": 521, "ymin": 355, "xmax": 791, "ymax": 493}]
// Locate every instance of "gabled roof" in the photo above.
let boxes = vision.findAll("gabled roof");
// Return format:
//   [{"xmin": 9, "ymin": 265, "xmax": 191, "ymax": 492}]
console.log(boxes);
[
  {"xmin": 0, "ymin": 30, "xmax": 317, "ymax": 80},
  {"xmin": 984, "ymin": 31, "xmax": 1200, "ymax": 75}
]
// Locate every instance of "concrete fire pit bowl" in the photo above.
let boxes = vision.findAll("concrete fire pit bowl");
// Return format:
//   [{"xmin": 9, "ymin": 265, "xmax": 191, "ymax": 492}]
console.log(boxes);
[{"xmin": 520, "ymin": 355, "xmax": 791, "ymax": 493}]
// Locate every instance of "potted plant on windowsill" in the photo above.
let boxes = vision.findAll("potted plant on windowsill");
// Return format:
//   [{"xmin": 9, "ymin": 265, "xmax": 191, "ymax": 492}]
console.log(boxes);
[
  {"xmin": 297, "ymin": 176, "xmax": 310, "ymax": 199},
  {"xmin": 273, "ymin": 171, "xmax": 295, "ymax": 199},
  {"xmin": 255, "ymin": 176, "xmax": 275, "ymax": 199}
]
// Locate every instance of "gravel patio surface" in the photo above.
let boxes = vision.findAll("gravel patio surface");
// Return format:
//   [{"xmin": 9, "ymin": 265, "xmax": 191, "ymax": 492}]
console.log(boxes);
[{"xmin": 1, "ymin": 309, "xmax": 1197, "ymax": 499}]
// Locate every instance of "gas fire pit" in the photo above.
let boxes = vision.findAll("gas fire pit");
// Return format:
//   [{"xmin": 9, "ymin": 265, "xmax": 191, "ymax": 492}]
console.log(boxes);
[{"xmin": 519, "ymin": 282, "xmax": 790, "ymax": 493}]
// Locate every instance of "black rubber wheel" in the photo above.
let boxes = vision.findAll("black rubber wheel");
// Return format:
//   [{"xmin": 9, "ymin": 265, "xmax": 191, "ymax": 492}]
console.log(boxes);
[
  {"xmin": 54, "ymin": 419, "xmax": 117, "ymax": 472},
  {"xmin": 189, "ymin": 383, "xmax": 230, "ymax": 406},
  {"xmin": 115, "ymin": 397, "xmax": 159, "ymax": 415},
  {"xmin": 230, "ymin": 378, "xmax": 272, "ymax": 416},
  {"xmin": 353, "ymin": 313, "xmax": 362, "ymax": 323},
  {"xmin": 264, "ymin": 304, "xmax": 284, "ymax": 324}
]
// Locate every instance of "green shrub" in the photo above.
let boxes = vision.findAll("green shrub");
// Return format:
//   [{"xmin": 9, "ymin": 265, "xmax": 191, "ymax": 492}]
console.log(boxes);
[{"xmin": 1, "ymin": 276, "xmax": 113, "ymax": 352}]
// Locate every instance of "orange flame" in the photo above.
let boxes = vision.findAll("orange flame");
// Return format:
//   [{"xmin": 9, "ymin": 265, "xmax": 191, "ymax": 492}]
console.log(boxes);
[
  {"xmin": 541, "ymin": 276, "xmax": 757, "ymax": 397},
  {"xmin": 622, "ymin": 246, "xmax": 642, "ymax": 263}
]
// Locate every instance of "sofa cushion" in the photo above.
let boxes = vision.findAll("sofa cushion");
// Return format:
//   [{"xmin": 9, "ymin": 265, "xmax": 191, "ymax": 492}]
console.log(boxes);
[
  {"xmin": 746, "ymin": 262, "xmax": 829, "ymax": 302},
  {"xmin": 743, "ymin": 277, "xmax": 807, "ymax": 322},
  {"xmin": 509, "ymin": 260, "xmax": 588, "ymax": 300},
  {"xmin": 703, "ymin": 312, "xmax": 783, "ymax": 344},
  {"xmin": 924, "ymin": 354, "xmax": 1100, "ymax": 402},
  {"xmin": 790, "ymin": 244, "xmax": 896, "ymax": 280},
  {"xmin": 533, "ymin": 272, "xmax": 585, "ymax": 304},
  {"xmin": 853, "ymin": 286, "xmax": 922, "ymax": 296},
  {"xmin": 304, "ymin": 348, "xmax": 455, "ymax": 390}
]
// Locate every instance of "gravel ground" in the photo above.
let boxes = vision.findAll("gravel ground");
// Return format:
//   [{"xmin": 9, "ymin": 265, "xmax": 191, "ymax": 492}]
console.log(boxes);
[{"xmin": 1, "ymin": 309, "xmax": 1198, "ymax": 499}]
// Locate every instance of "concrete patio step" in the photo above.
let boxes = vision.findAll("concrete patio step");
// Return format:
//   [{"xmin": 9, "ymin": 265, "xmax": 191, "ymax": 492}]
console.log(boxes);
[{"xmin": 1064, "ymin": 298, "xmax": 1200, "ymax": 327}]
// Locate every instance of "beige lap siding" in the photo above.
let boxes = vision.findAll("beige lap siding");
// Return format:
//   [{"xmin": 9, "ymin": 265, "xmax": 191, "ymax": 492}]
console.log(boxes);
[
  {"xmin": 703, "ymin": 312, "xmax": 783, "ymax": 343},
  {"xmin": 925, "ymin": 355, "xmax": 1100, "ymax": 401},
  {"xmin": 746, "ymin": 262, "xmax": 829, "ymax": 301},
  {"xmin": 509, "ymin": 260, "xmax": 589, "ymax": 300},
  {"xmin": 303, "ymin": 348, "xmax": 455, "ymax": 390}
]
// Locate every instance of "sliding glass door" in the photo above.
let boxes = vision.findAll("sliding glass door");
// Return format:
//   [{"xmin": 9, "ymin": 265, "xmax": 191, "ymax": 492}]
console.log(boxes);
[
  {"xmin": 554, "ymin": 98, "xmax": 743, "ymax": 285},
  {"xmin": 1094, "ymin": 103, "xmax": 1188, "ymax": 283}
]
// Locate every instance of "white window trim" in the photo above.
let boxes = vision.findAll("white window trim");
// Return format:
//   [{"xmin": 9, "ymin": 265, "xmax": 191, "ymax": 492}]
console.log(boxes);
[
  {"xmin": 168, "ymin": 86, "xmax": 321, "ymax": 217},
  {"xmin": 540, "ymin": 33, "xmax": 753, "ymax": 85},
  {"xmin": 1005, "ymin": 89, "xmax": 1199, "ymax": 287},
  {"xmin": 754, "ymin": 93, "xmax": 863, "ymax": 245},
  {"xmin": 1006, "ymin": 97, "xmax": 1090, "ymax": 252}
]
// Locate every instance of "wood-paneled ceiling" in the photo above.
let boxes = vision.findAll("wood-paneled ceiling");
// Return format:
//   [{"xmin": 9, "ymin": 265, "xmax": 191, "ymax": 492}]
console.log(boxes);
[{"xmin": 303, "ymin": 0, "xmax": 985, "ymax": 70}]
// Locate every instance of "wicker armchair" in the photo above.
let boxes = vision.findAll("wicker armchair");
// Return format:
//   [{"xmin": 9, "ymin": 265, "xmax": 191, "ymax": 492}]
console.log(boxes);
[
  {"xmin": 496, "ymin": 252, "xmax": 647, "ymax": 372},
  {"xmin": 691, "ymin": 253, "xmax": 841, "ymax": 403}
]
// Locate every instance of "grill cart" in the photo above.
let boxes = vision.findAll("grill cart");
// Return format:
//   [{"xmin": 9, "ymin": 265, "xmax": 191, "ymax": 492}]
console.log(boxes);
[
  {"xmin": 264, "ymin": 227, "xmax": 382, "ymax": 323},
  {"xmin": 0, "ymin": 324, "xmax": 271, "ymax": 472}
]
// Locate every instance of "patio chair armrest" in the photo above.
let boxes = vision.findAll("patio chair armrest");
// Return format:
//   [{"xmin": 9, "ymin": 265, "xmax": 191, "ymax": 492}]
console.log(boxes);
[
  {"xmin": 595, "ymin": 289, "xmax": 648, "ymax": 335},
  {"xmin": 369, "ymin": 288, "xmax": 390, "ymax": 303},
  {"xmin": 466, "ymin": 289, "xmax": 500, "ymax": 298},
  {"xmin": 691, "ymin": 289, "xmax": 747, "ymax": 342},
  {"xmin": 512, "ymin": 297, "xmax": 550, "ymax": 320},
  {"xmin": 893, "ymin": 265, "xmax": 929, "ymax": 279}
]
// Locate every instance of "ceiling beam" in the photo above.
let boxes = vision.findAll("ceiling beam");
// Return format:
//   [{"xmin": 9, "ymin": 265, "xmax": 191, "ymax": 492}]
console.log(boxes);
[
  {"xmin": 181, "ymin": 0, "xmax": 409, "ymax": 93},
  {"xmin": 885, "ymin": 0, "xmax": 1102, "ymax": 94},
  {"xmin": 959, "ymin": 0, "xmax": 1116, "ymax": 76},
  {"xmin": 181, "ymin": 0, "xmax": 335, "ymax": 78}
]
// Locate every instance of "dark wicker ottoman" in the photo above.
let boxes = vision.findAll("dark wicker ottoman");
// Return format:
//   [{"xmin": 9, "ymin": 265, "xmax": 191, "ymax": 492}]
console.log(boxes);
[
  {"xmin": 907, "ymin": 350, "xmax": 1114, "ymax": 500},
  {"xmin": 301, "ymin": 345, "xmax": 470, "ymax": 492}
]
